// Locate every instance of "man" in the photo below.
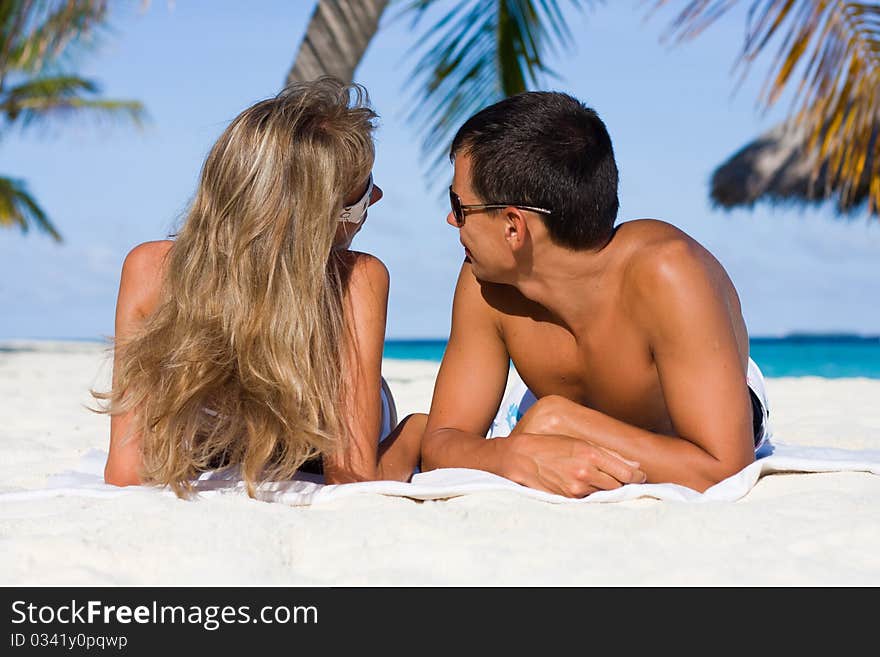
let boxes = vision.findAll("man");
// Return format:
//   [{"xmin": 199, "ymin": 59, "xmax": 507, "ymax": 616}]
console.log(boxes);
[{"xmin": 422, "ymin": 90, "xmax": 769, "ymax": 497}]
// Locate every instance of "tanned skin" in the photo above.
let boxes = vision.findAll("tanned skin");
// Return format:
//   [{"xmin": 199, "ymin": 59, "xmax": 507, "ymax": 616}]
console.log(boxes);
[
  {"xmin": 422, "ymin": 153, "xmax": 755, "ymax": 497},
  {"xmin": 105, "ymin": 180, "xmax": 426, "ymax": 487}
]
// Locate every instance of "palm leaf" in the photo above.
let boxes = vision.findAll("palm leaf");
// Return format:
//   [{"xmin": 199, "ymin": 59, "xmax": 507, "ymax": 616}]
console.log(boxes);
[
  {"xmin": 0, "ymin": 175, "xmax": 61, "ymax": 240},
  {"xmin": 1, "ymin": 0, "xmax": 108, "ymax": 81},
  {"xmin": 0, "ymin": 2, "xmax": 144, "ymax": 242},
  {"xmin": 651, "ymin": 0, "xmax": 880, "ymax": 216},
  {"xmin": 398, "ymin": 0, "xmax": 594, "ymax": 185},
  {"xmin": 0, "ymin": 74, "xmax": 145, "ymax": 130}
]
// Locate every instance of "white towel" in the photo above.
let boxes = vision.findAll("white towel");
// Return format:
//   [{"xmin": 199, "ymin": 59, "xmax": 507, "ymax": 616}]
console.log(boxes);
[{"xmin": 2, "ymin": 440, "xmax": 879, "ymax": 506}]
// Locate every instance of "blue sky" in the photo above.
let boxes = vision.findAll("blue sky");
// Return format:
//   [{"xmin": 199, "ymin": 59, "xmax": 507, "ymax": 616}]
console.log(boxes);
[{"xmin": 2, "ymin": 0, "xmax": 879, "ymax": 340}]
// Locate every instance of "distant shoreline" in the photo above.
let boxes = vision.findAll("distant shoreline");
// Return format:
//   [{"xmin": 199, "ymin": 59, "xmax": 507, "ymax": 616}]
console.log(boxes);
[
  {"xmin": 4, "ymin": 334, "xmax": 880, "ymax": 378},
  {"xmin": 3, "ymin": 333, "xmax": 878, "ymax": 345}
]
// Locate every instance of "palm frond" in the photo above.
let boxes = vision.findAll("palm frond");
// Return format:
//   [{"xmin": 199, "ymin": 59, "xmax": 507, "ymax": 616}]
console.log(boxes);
[
  {"xmin": 651, "ymin": 0, "xmax": 880, "ymax": 216},
  {"xmin": 0, "ymin": 73, "xmax": 95, "ymax": 120},
  {"xmin": 0, "ymin": 74, "xmax": 145, "ymax": 130},
  {"xmin": 399, "ymin": 0, "xmax": 593, "ymax": 185},
  {"xmin": 0, "ymin": 175, "xmax": 61, "ymax": 240},
  {"xmin": 1, "ymin": 0, "xmax": 108, "ymax": 80}
]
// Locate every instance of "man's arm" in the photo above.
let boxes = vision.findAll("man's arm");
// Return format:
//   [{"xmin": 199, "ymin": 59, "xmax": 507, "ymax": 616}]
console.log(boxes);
[
  {"xmin": 633, "ymin": 239, "xmax": 755, "ymax": 485},
  {"xmin": 421, "ymin": 262, "xmax": 512, "ymax": 474},
  {"xmin": 422, "ymin": 262, "xmax": 647, "ymax": 497},
  {"xmin": 511, "ymin": 240, "xmax": 755, "ymax": 492}
]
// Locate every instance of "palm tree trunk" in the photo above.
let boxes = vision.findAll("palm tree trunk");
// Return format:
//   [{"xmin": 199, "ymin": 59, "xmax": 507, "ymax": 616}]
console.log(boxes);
[{"xmin": 285, "ymin": 0, "xmax": 389, "ymax": 86}]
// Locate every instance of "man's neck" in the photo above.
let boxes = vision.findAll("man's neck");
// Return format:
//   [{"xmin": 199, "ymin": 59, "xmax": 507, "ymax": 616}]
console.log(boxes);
[{"xmin": 513, "ymin": 238, "xmax": 617, "ymax": 336}]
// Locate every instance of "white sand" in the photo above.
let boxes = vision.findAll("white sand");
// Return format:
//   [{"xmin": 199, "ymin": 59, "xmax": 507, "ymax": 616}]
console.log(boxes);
[{"xmin": 1, "ymin": 340, "xmax": 878, "ymax": 586}]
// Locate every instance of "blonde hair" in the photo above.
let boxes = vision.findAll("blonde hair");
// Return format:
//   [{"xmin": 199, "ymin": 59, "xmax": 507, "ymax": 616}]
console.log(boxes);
[{"xmin": 95, "ymin": 77, "xmax": 377, "ymax": 497}]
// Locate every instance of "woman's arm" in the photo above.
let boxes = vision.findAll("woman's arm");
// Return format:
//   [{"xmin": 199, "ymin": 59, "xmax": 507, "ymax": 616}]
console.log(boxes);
[
  {"xmin": 322, "ymin": 252, "xmax": 421, "ymax": 483},
  {"xmin": 104, "ymin": 241, "xmax": 172, "ymax": 486}
]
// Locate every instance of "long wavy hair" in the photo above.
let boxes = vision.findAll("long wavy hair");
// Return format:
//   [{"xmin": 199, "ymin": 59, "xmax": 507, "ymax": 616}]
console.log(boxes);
[{"xmin": 94, "ymin": 77, "xmax": 377, "ymax": 497}]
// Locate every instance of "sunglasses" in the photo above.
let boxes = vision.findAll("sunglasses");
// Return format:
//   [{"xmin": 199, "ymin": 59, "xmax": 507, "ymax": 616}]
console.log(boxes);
[
  {"xmin": 339, "ymin": 173, "xmax": 374, "ymax": 224},
  {"xmin": 448, "ymin": 187, "xmax": 551, "ymax": 227}
]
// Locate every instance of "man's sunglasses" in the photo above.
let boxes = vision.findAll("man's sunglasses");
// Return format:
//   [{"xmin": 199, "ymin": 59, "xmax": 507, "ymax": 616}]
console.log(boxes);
[
  {"xmin": 449, "ymin": 185, "xmax": 553, "ymax": 228},
  {"xmin": 448, "ymin": 187, "xmax": 551, "ymax": 227}
]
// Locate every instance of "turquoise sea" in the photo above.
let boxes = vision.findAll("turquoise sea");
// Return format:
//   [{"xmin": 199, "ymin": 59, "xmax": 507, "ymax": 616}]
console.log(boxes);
[{"xmin": 383, "ymin": 335, "xmax": 880, "ymax": 379}]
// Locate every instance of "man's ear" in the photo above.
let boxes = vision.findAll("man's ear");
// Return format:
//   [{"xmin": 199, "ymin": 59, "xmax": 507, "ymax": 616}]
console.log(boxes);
[{"xmin": 503, "ymin": 209, "xmax": 529, "ymax": 251}]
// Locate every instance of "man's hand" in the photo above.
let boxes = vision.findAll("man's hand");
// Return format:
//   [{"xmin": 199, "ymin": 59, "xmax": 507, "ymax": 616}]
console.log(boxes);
[{"xmin": 501, "ymin": 431, "xmax": 647, "ymax": 498}]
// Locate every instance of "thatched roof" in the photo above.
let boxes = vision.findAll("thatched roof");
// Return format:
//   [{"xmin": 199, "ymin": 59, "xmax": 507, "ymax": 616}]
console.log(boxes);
[{"xmin": 710, "ymin": 120, "xmax": 876, "ymax": 217}]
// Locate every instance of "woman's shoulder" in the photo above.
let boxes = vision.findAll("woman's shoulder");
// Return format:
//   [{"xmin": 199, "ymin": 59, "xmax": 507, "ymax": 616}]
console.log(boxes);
[
  {"xmin": 338, "ymin": 251, "xmax": 390, "ymax": 320},
  {"xmin": 341, "ymin": 250, "xmax": 390, "ymax": 290},
  {"xmin": 117, "ymin": 240, "xmax": 174, "ymax": 322},
  {"xmin": 122, "ymin": 239, "xmax": 174, "ymax": 274},
  {"xmin": 350, "ymin": 250, "xmax": 389, "ymax": 280}
]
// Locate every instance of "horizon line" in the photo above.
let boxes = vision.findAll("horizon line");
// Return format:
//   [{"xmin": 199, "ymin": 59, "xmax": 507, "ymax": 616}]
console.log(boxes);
[{"xmin": 3, "ymin": 333, "xmax": 880, "ymax": 344}]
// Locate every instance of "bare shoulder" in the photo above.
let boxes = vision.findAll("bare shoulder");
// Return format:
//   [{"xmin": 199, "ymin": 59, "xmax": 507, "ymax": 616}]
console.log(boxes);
[
  {"xmin": 347, "ymin": 250, "xmax": 389, "ymax": 285},
  {"xmin": 615, "ymin": 220, "xmax": 745, "ymax": 339},
  {"xmin": 338, "ymin": 252, "xmax": 390, "ymax": 355},
  {"xmin": 117, "ymin": 240, "xmax": 174, "ymax": 322},
  {"xmin": 618, "ymin": 220, "xmax": 723, "ymax": 292},
  {"xmin": 123, "ymin": 240, "xmax": 174, "ymax": 274},
  {"xmin": 338, "ymin": 251, "xmax": 390, "ymax": 329},
  {"xmin": 453, "ymin": 260, "xmax": 485, "ymax": 300},
  {"xmin": 342, "ymin": 250, "xmax": 390, "ymax": 301}
]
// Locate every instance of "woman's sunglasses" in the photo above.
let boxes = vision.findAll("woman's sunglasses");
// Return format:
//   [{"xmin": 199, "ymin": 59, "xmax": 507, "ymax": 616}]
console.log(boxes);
[
  {"xmin": 339, "ymin": 173, "xmax": 374, "ymax": 224},
  {"xmin": 448, "ymin": 187, "xmax": 552, "ymax": 227}
]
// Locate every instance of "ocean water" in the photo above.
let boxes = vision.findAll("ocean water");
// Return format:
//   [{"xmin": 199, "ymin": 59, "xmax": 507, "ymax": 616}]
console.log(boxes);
[{"xmin": 383, "ymin": 335, "xmax": 880, "ymax": 379}]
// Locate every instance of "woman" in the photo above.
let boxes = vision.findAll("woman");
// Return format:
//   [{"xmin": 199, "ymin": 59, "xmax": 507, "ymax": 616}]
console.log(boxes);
[{"xmin": 95, "ymin": 77, "xmax": 426, "ymax": 497}]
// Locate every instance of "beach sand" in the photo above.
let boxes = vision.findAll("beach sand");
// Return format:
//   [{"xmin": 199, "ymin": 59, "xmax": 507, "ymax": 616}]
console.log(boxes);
[{"xmin": 1, "ymin": 340, "xmax": 878, "ymax": 586}]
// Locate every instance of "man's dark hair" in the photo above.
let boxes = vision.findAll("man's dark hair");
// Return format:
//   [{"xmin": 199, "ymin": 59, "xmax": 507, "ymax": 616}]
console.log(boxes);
[{"xmin": 450, "ymin": 91, "xmax": 619, "ymax": 250}]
